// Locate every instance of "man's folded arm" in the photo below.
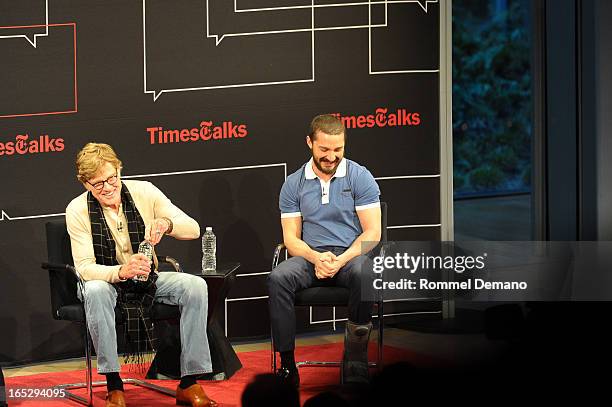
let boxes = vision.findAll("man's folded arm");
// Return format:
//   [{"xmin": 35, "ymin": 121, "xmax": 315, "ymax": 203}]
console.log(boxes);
[
  {"xmin": 149, "ymin": 182, "xmax": 200, "ymax": 240},
  {"xmin": 336, "ymin": 206, "xmax": 381, "ymax": 266},
  {"xmin": 335, "ymin": 168, "xmax": 382, "ymax": 265}
]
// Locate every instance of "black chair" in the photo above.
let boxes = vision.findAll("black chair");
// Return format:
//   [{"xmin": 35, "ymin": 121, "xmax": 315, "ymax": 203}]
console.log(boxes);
[
  {"xmin": 41, "ymin": 219, "xmax": 183, "ymax": 406},
  {"xmin": 270, "ymin": 202, "xmax": 388, "ymax": 372}
]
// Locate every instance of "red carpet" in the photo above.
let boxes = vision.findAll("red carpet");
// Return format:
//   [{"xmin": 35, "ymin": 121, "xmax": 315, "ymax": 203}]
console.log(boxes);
[{"xmin": 6, "ymin": 342, "xmax": 443, "ymax": 406}]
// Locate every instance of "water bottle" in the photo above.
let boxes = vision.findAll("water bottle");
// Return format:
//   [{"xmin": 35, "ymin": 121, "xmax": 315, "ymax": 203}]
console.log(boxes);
[
  {"xmin": 202, "ymin": 227, "xmax": 216, "ymax": 273},
  {"xmin": 136, "ymin": 240, "xmax": 153, "ymax": 281}
]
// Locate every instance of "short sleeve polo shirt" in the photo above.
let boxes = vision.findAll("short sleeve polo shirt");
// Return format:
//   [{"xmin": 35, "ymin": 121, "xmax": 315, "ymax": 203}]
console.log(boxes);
[{"xmin": 279, "ymin": 158, "xmax": 380, "ymax": 249}]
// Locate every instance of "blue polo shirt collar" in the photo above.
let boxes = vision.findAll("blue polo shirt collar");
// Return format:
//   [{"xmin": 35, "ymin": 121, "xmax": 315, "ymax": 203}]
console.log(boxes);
[{"xmin": 305, "ymin": 157, "xmax": 347, "ymax": 180}]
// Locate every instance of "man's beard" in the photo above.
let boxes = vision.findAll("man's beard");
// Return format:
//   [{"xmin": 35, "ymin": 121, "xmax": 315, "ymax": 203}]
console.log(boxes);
[{"xmin": 312, "ymin": 151, "xmax": 340, "ymax": 175}]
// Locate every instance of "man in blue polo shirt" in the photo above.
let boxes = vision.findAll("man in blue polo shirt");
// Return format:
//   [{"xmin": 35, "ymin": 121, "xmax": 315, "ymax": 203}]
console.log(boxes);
[{"xmin": 268, "ymin": 114, "xmax": 381, "ymax": 387}]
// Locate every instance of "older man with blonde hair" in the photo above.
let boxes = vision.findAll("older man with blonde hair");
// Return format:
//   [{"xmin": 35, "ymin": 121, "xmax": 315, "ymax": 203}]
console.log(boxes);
[{"xmin": 66, "ymin": 143, "xmax": 215, "ymax": 407}]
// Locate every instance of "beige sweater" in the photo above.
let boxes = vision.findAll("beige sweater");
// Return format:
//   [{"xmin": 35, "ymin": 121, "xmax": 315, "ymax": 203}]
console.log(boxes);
[{"xmin": 66, "ymin": 180, "xmax": 200, "ymax": 282}]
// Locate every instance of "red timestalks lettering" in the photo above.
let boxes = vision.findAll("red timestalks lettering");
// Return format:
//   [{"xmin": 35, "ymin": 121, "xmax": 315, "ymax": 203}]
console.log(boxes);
[
  {"xmin": 0, "ymin": 134, "xmax": 65, "ymax": 157},
  {"xmin": 331, "ymin": 108, "xmax": 421, "ymax": 130},
  {"xmin": 147, "ymin": 120, "xmax": 248, "ymax": 145}
]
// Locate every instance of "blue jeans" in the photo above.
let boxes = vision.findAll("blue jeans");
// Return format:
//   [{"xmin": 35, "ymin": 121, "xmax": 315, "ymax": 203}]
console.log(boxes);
[
  {"xmin": 267, "ymin": 248, "xmax": 374, "ymax": 353},
  {"xmin": 79, "ymin": 272, "xmax": 212, "ymax": 376}
]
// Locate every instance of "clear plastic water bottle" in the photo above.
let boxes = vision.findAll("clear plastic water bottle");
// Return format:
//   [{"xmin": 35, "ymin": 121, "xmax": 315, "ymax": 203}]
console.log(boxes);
[
  {"xmin": 136, "ymin": 240, "xmax": 153, "ymax": 281},
  {"xmin": 202, "ymin": 227, "xmax": 216, "ymax": 273}
]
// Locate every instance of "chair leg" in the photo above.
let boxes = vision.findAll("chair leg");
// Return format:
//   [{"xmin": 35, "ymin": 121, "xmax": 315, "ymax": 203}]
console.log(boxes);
[
  {"xmin": 297, "ymin": 361, "xmax": 341, "ymax": 368},
  {"xmin": 378, "ymin": 300, "xmax": 384, "ymax": 370},
  {"xmin": 295, "ymin": 305, "xmax": 385, "ymax": 371},
  {"xmin": 54, "ymin": 324, "xmax": 100, "ymax": 406},
  {"xmin": 52, "ymin": 323, "xmax": 176, "ymax": 405},
  {"xmin": 121, "ymin": 379, "xmax": 175, "ymax": 396},
  {"xmin": 271, "ymin": 327, "xmax": 277, "ymax": 372},
  {"xmin": 85, "ymin": 328, "xmax": 93, "ymax": 406}
]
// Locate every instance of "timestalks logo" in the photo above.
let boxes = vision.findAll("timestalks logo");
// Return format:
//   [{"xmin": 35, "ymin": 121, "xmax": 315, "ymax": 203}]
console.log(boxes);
[
  {"xmin": 331, "ymin": 107, "xmax": 421, "ymax": 129},
  {"xmin": 147, "ymin": 120, "xmax": 248, "ymax": 145},
  {"xmin": 0, "ymin": 134, "xmax": 65, "ymax": 157}
]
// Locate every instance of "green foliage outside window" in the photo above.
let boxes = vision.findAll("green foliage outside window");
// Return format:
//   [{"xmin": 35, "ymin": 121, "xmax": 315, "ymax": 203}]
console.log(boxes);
[{"xmin": 453, "ymin": 1, "xmax": 532, "ymax": 195}]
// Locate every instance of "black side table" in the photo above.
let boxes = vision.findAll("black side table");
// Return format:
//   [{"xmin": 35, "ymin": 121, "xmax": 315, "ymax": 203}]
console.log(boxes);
[{"xmin": 147, "ymin": 262, "xmax": 242, "ymax": 380}]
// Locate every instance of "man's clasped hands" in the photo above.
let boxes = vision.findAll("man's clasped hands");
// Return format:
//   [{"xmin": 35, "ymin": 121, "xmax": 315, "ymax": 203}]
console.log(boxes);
[{"xmin": 314, "ymin": 251, "xmax": 347, "ymax": 279}]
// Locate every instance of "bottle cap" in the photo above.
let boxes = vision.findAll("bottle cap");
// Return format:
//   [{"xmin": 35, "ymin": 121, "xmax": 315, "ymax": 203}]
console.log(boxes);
[{"xmin": 206, "ymin": 226, "xmax": 212, "ymax": 231}]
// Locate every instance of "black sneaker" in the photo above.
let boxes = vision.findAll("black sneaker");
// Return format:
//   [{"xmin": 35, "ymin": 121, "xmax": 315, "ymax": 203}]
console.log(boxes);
[{"xmin": 276, "ymin": 366, "xmax": 300, "ymax": 388}]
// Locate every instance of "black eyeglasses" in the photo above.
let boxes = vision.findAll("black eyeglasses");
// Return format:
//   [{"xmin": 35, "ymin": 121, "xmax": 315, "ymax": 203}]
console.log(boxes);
[{"xmin": 87, "ymin": 173, "xmax": 118, "ymax": 191}]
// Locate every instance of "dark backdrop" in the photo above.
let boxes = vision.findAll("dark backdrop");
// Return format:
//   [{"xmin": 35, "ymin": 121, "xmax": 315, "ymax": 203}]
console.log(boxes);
[{"xmin": 0, "ymin": 0, "xmax": 442, "ymax": 364}]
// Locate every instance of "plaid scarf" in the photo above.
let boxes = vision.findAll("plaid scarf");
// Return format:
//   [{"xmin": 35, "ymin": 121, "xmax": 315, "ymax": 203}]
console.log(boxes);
[{"xmin": 87, "ymin": 183, "xmax": 158, "ymax": 371}]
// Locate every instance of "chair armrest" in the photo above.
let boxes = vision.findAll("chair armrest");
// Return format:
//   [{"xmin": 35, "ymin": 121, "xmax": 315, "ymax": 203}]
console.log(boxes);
[
  {"xmin": 272, "ymin": 243, "xmax": 286, "ymax": 269},
  {"xmin": 379, "ymin": 242, "xmax": 387, "ymax": 259},
  {"xmin": 41, "ymin": 262, "xmax": 80, "ymax": 279},
  {"xmin": 41, "ymin": 262, "xmax": 85, "ymax": 297},
  {"xmin": 157, "ymin": 255, "xmax": 184, "ymax": 273}
]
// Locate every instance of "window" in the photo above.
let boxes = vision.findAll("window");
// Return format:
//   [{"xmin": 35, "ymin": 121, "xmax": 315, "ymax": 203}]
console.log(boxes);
[{"xmin": 453, "ymin": 0, "xmax": 534, "ymax": 240}]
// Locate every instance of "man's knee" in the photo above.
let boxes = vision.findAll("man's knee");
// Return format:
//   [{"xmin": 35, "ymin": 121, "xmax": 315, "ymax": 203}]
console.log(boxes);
[
  {"xmin": 181, "ymin": 274, "xmax": 208, "ymax": 301},
  {"xmin": 267, "ymin": 259, "xmax": 297, "ymax": 289},
  {"xmin": 191, "ymin": 275, "xmax": 208, "ymax": 297},
  {"xmin": 346, "ymin": 256, "xmax": 374, "ymax": 282},
  {"xmin": 83, "ymin": 280, "xmax": 116, "ymax": 304},
  {"xmin": 268, "ymin": 257, "xmax": 311, "ymax": 295},
  {"xmin": 267, "ymin": 267, "xmax": 286, "ymax": 289}
]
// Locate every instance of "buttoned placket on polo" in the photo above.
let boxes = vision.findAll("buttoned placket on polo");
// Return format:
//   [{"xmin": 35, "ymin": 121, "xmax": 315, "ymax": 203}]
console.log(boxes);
[
  {"xmin": 320, "ymin": 179, "xmax": 331, "ymax": 204},
  {"xmin": 305, "ymin": 158, "xmax": 347, "ymax": 205}
]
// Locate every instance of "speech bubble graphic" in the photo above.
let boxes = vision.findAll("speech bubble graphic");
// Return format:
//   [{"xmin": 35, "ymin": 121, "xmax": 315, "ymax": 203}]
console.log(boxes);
[
  {"xmin": 235, "ymin": 0, "xmax": 310, "ymax": 12},
  {"xmin": 143, "ymin": 0, "xmax": 438, "ymax": 100},
  {"xmin": 208, "ymin": 1, "xmax": 437, "ymax": 46},
  {"xmin": 234, "ymin": 0, "xmax": 438, "ymax": 14},
  {"xmin": 415, "ymin": 0, "xmax": 436, "ymax": 13},
  {"xmin": 0, "ymin": 0, "xmax": 49, "ymax": 47},
  {"xmin": 0, "ymin": 23, "xmax": 78, "ymax": 119},
  {"xmin": 206, "ymin": 0, "xmax": 315, "ymax": 46},
  {"xmin": 144, "ymin": 0, "xmax": 314, "ymax": 101},
  {"xmin": 152, "ymin": 90, "xmax": 164, "ymax": 102}
]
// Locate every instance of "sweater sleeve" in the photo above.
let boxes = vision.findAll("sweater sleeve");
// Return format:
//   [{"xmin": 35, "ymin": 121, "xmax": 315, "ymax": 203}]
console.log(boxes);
[
  {"xmin": 65, "ymin": 199, "xmax": 123, "ymax": 282},
  {"xmin": 147, "ymin": 182, "xmax": 201, "ymax": 240}
]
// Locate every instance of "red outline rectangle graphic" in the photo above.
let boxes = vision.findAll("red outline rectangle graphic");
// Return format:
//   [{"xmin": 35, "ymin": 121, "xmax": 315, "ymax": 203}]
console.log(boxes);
[{"xmin": 0, "ymin": 23, "xmax": 77, "ymax": 119}]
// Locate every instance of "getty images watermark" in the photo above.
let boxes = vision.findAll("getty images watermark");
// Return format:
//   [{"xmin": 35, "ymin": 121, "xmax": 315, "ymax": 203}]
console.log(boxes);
[
  {"xmin": 363, "ymin": 241, "xmax": 612, "ymax": 302},
  {"xmin": 372, "ymin": 250, "xmax": 529, "ymax": 291}
]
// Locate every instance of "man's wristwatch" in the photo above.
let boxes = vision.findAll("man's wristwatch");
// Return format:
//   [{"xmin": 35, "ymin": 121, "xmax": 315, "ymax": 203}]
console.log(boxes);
[
  {"xmin": 118, "ymin": 265, "xmax": 127, "ymax": 281},
  {"xmin": 162, "ymin": 217, "xmax": 173, "ymax": 234}
]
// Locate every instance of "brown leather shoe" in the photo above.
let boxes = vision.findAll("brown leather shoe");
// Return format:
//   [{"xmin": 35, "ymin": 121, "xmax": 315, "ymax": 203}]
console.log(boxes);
[
  {"xmin": 105, "ymin": 390, "xmax": 126, "ymax": 407},
  {"xmin": 176, "ymin": 384, "xmax": 217, "ymax": 407}
]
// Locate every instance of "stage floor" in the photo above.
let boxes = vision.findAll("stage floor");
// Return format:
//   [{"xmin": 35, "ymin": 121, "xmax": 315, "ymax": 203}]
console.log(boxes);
[{"xmin": 3, "ymin": 324, "xmax": 505, "ymax": 379}]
